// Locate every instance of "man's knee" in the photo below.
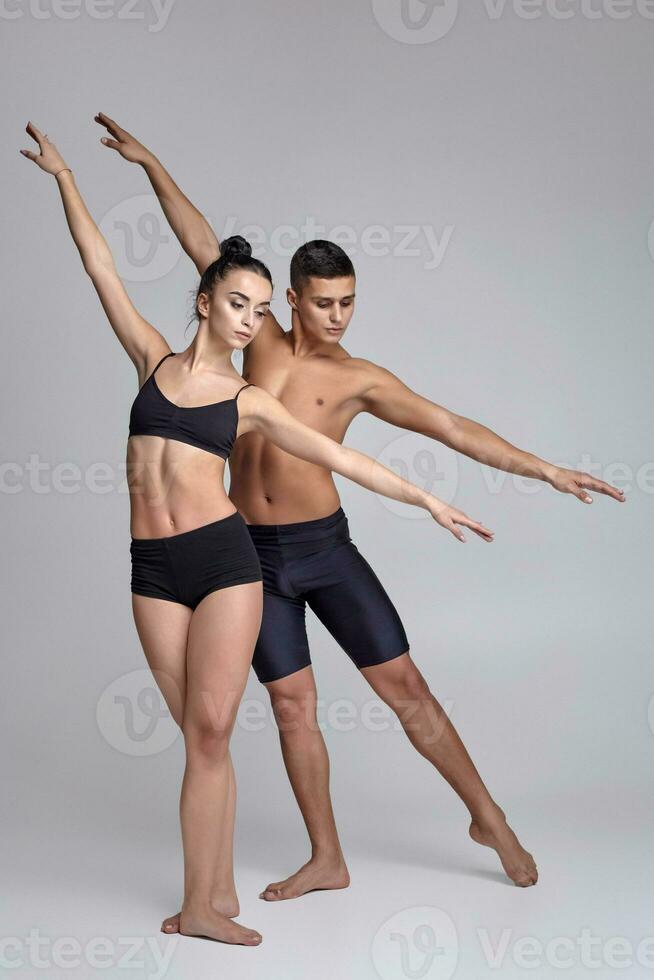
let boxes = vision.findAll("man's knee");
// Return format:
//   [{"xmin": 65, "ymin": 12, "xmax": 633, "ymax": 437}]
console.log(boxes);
[
  {"xmin": 367, "ymin": 655, "xmax": 431, "ymax": 704},
  {"xmin": 266, "ymin": 669, "xmax": 319, "ymax": 735}
]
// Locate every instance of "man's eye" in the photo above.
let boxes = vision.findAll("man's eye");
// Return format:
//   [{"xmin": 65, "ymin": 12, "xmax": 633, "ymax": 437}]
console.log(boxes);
[{"xmin": 341, "ymin": 301, "xmax": 352, "ymax": 308}]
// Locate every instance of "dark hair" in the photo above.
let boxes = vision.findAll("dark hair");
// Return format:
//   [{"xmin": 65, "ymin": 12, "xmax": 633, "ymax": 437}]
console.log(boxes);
[
  {"xmin": 190, "ymin": 235, "xmax": 273, "ymax": 325},
  {"xmin": 290, "ymin": 240, "xmax": 355, "ymax": 294}
]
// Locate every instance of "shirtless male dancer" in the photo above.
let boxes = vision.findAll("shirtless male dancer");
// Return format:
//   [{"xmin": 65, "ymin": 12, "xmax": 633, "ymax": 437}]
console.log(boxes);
[{"xmin": 94, "ymin": 114, "xmax": 625, "ymax": 918}]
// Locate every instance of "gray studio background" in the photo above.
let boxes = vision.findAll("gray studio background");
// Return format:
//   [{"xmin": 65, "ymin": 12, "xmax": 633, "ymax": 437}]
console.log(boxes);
[{"xmin": 1, "ymin": 2, "xmax": 652, "ymax": 978}]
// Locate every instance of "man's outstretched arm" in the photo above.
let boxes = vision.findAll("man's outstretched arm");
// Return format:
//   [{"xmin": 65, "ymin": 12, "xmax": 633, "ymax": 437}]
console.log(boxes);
[
  {"xmin": 95, "ymin": 111, "xmax": 221, "ymax": 274},
  {"xmin": 360, "ymin": 363, "xmax": 626, "ymax": 505}
]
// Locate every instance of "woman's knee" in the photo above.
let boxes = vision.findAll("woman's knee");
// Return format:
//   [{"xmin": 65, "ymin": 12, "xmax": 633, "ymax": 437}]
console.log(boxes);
[{"xmin": 182, "ymin": 712, "xmax": 234, "ymax": 764}]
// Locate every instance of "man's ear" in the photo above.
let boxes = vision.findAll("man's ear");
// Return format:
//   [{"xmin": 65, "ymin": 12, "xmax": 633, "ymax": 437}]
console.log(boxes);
[
  {"xmin": 286, "ymin": 287, "xmax": 299, "ymax": 311},
  {"xmin": 196, "ymin": 291, "xmax": 210, "ymax": 319}
]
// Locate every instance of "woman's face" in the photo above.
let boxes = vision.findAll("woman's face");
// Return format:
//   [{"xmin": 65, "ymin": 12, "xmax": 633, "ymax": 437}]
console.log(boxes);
[{"xmin": 199, "ymin": 269, "xmax": 273, "ymax": 349}]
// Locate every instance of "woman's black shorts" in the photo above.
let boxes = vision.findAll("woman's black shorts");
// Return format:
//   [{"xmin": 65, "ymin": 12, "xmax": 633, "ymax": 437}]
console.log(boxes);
[{"xmin": 130, "ymin": 510, "xmax": 262, "ymax": 610}]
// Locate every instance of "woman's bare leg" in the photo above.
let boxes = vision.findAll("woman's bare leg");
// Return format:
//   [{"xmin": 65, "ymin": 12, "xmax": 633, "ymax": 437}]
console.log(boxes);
[
  {"xmin": 132, "ymin": 594, "xmax": 244, "ymax": 932},
  {"xmin": 177, "ymin": 581, "xmax": 263, "ymax": 945}
]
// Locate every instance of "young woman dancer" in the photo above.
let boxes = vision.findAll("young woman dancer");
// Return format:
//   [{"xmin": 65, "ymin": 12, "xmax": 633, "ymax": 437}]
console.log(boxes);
[{"xmin": 20, "ymin": 122, "xmax": 495, "ymax": 947}]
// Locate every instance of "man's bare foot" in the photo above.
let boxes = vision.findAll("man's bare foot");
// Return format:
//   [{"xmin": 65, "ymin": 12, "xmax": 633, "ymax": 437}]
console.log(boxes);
[
  {"xmin": 178, "ymin": 902, "xmax": 261, "ymax": 946},
  {"xmin": 469, "ymin": 807, "xmax": 538, "ymax": 887},
  {"xmin": 259, "ymin": 855, "xmax": 350, "ymax": 901},
  {"xmin": 161, "ymin": 892, "xmax": 239, "ymax": 935}
]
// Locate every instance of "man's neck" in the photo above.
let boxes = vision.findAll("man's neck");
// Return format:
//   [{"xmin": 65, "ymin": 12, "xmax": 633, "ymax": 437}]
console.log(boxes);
[{"xmin": 288, "ymin": 311, "xmax": 345, "ymax": 360}]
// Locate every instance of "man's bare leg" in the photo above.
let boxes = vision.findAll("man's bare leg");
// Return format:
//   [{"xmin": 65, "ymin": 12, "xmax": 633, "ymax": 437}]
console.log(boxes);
[
  {"xmin": 259, "ymin": 666, "xmax": 351, "ymax": 901},
  {"xmin": 361, "ymin": 652, "xmax": 537, "ymax": 886},
  {"xmin": 261, "ymin": 653, "xmax": 536, "ymax": 899}
]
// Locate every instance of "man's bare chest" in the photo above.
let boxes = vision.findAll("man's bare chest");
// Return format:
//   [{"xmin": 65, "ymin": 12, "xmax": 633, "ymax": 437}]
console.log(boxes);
[{"xmin": 244, "ymin": 344, "xmax": 361, "ymax": 430}]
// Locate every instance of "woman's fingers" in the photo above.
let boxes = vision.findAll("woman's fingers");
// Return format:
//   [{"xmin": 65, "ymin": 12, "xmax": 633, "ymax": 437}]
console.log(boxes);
[
  {"xmin": 19, "ymin": 149, "xmax": 38, "ymax": 162},
  {"xmin": 100, "ymin": 137, "xmax": 121, "ymax": 151},
  {"xmin": 464, "ymin": 518, "xmax": 494, "ymax": 540},
  {"xmin": 25, "ymin": 121, "xmax": 45, "ymax": 149},
  {"xmin": 447, "ymin": 510, "xmax": 495, "ymax": 543}
]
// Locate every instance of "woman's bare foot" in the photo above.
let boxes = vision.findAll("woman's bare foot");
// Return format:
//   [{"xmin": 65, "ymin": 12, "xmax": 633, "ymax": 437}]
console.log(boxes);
[
  {"xmin": 259, "ymin": 854, "xmax": 350, "ymax": 901},
  {"xmin": 469, "ymin": 807, "xmax": 538, "ymax": 887},
  {"xmin": 178, "ymin": 901, "xmax": 261, "ymax": 946},
  {"xmin": 161, "ymin": 891, "xmax": 239, "ymax": 935}
]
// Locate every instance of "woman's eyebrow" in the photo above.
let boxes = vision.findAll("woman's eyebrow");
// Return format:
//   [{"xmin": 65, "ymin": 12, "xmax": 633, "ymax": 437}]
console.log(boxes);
[{"xmin": 229, "ymin": 291, "xmax": 271, "ymax": 306}]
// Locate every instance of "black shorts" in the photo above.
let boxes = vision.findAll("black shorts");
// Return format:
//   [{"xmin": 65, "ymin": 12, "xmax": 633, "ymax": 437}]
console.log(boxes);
[
  {"xmin": 247, "ymin": 507, "xmax": 409, "ymax": 684},
  {"xmin": 130, "ymin": 510, "xmax": 262, "ymax": 610}
]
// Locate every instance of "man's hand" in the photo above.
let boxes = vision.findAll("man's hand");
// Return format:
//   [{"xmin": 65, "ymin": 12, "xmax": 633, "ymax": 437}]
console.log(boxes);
[
  {"xmin": 94, "ymin": 112, "xmax": 152, "ymax": 166},
  {"xmin": 545, "ymin": 466, "xmax": 626, "ymax": 504}
]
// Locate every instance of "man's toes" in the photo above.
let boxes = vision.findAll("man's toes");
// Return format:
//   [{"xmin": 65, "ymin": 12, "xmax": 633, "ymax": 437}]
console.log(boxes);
[
  {"xmin": 259, "ymin": 886, "xmax": 284, "ymax": 901},
  {"xmin": 514, "ymin": 870, "xmax": 537, "ymax": 887}
]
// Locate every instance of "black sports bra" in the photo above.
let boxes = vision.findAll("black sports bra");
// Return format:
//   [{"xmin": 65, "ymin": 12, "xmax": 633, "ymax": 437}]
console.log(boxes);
[{"xmin": 128, "ymin": 352, "xmax": 253, "ymax": 460}]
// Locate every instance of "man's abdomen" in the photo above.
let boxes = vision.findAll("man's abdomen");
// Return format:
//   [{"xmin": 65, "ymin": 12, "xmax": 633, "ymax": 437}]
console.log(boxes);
[{"xmin": 229, "ymin": 436, "xmax": 342, "ymax": 525}]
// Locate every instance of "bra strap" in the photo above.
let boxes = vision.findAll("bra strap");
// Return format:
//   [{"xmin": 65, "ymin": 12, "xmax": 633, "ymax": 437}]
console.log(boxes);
[
  {"xmin": 149, "ymin": 351, "xmax": 175, "ymax": 381},
  {"xmin": 234, "ymin": 383, "xmax": 254, "ymax": 401}
]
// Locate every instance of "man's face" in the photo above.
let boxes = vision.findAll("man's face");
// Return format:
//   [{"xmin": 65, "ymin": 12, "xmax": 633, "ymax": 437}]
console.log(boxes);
[{"xmin": 287, "ymin": 276, "xmax": 356, "ymax": 344}]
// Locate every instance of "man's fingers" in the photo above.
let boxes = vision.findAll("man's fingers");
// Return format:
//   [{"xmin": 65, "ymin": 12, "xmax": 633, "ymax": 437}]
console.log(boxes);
[
  {"xmin": 577, "ymin": 473, "xmax": 625, "ymax": 500},
  {"xmin": 95, "ymin": 112, "xmax": 124, "ymax": 140},
  {"xmin": 100, "ymin": 137, "xmax": 121, "ymax": 151},
  {"xmin": 589, "ymin": 479, "xmax": 625, "ymax": 500}
]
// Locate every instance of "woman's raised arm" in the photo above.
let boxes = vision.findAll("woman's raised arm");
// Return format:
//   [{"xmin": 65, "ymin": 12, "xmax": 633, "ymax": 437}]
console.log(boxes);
[{"xmin": 20, "ymin": 122, "xmax": 169, "ymax": 380}]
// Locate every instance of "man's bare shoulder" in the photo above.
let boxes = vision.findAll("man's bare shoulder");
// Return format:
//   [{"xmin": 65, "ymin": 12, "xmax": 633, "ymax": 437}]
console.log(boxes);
[
  {"xmin": 321, "ymin": 353, "xmax": 401, "ymax": 405},
  {"xmin": 337, "ymin": 354, "xmax": 396, "ymax": 390},
  {"xmin": 260, "ymin": 310, "xmax": 287, "ymax": 341}
]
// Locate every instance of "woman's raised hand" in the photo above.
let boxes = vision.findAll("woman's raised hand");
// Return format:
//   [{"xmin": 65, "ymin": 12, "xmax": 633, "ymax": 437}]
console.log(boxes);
[
  {"xmin": 94, "ymin": 112, "xmax": 152, "ymax": 165},
  {"xmin": 20, "ymin": 122, "xmax": 69, "ymax": 176}
]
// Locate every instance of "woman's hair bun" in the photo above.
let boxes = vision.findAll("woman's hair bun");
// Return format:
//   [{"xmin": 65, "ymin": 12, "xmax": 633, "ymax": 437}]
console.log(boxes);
[{"xmin": 220, "ymin": 235, "xmax": 252, "ymax": 261}]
